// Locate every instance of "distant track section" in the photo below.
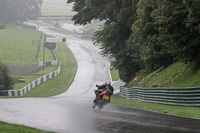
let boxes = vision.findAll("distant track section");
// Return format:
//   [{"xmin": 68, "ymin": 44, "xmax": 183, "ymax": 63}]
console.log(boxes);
[{"xmin": 29, "ymin": 16, "xmax": 72, "ymax": 20}]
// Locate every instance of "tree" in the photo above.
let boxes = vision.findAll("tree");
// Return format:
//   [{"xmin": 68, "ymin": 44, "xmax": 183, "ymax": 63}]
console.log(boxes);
[
  {"xmin": 150, "ymin": 0, "xmax": 200, "ymax": 62},
  {"xmin": 0, "ymin": 25, "xmax": 6, "ymax": 29},
  {"xmin": 68, "ymin": 0, "xmax": 140, "ymax": 82},
  {"xmin": 131, "ymin": 0, "xmax": 175, "ymax": 71},
  {"xmin": 0, "ymin": 0, "xmax": 42, "ymax": 24},
  {"xmin": 131, "ymin": 0, "xmax": 200, "ymax": 70},
  {"xmin": 0, "ymin": 62, "xmax": 14, "ymax": 90},
  {"xmin": 68, "ymin": 0, "xmax": 200, "ymax": 83}
]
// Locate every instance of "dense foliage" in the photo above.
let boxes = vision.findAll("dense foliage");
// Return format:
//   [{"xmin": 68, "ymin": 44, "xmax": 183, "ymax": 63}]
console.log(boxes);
[
  {"xmin": 0, "ymin": 0, "xmax": 42, "ymax": 24},
  {"xmin": 0, "ymin": 62, "xmax": 14, "ymax": 90},
  {"xmin": 68, "ymin": 0, "xmax": 200, "ymax": 82}
]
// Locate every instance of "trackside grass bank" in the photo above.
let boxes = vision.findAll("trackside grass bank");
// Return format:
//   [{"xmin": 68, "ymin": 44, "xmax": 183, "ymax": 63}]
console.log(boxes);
[
  {"xmin": 0, "ymin": 42, "xmax": 77, "ymax": 97},
  {"xmin": 128, "ymin": 61, "xmax": 200, "ymax": 88},
  {"xmin": 111, "ymin": 94, "xmax": 200, "ymax": 119},
  {"xmin": 0, "ymin": 121, "xmax": 53, "ymax": 133},
  {"xmin": 23, "ymin": 42, "xmax": 77, "ymax": 97},
  {"xmin": 110, "ymin": 61, "xmax": 200, "ymax": 118},
  {"xmin": 110, "ymin": 66, "xmax": 120, "ymax": 81},
  {"xmin": 0, "ymin": 24, "xmax": 58, "ymax": 91}
]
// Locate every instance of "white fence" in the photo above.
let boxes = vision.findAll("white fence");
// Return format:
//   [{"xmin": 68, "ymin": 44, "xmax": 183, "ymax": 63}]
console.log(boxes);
[{"xmin": 4, "ymin": 64, "xmax": 61, "ymax": 96}]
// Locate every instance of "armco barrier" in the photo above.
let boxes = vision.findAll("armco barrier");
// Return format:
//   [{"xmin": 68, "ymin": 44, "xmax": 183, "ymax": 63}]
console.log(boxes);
[
  {"xmin": 42, "ymin": 21, "xmax": 94, "ymax": 39},
  {"xmin": 120, "ymin": 87, "xmax": 200, "ymax": 106},
  {"xmin": 0, "ymin": 64, "xmax": 61, "ymax": 96}
]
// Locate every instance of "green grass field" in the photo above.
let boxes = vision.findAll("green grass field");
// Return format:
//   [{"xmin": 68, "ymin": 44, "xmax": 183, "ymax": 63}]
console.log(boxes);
[
  {"xmin": 0, "ymin": 42, "xmax": 77, "ymax": 97},
  {"xmin": 0, "ymin": 25, "xmax": 57, "ymax": 90},
  {"xmin": 41, "ymin": 0, "xmax": 75, "ymax": 16},
  {"xmin": 110, "ymin": 65, "xmax": 120, "ymax": 81},
  {"xmin": 0, "ymin": 121, "xmax": 53, "ymax": 133},
  {"xmin": 24, "ymin": 42, "xmax": 77, "ymax": 97},
  {"xmin": 0, "ymin": 25, "xmax": 54, "ymax": 64}
]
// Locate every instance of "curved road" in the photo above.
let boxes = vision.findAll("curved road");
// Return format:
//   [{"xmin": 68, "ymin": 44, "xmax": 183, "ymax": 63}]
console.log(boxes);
[{"xmin": 0, "ymin": 26, "xmax": 200, "ymax": 133}]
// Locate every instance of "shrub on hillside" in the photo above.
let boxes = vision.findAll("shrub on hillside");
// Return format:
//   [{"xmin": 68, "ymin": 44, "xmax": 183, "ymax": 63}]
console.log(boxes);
[{"xmin": 0, "ymin": 62, "xmax": 14, "ymax": 90}]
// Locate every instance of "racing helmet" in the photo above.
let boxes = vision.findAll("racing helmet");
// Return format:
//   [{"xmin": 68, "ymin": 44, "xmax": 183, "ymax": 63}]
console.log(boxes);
[{"xmin": 105, "ymin": 80, "xmax": 111, "ymax": 85}]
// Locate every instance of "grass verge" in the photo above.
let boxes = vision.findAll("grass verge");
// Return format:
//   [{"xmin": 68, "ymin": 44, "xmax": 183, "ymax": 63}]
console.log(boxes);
[
  {"xmin": 23, "ymin": 42, "xmax": 77, "ymax": 97},
  {"xmin": 128, "ymin": 61, "xmax": 200, "ymax": 88},
  {"xmin": 111, "ymin": 94, "xmax": 200, "ymax": 119},
  {"xmin": 0, "ymin": 25, "xmax": 54, "ymax": 64},
  {"xmin": 12, "ymin": 66, "xmax": 57, "ymax": 90},
  {"xmin": 0, "ymin": 24, "xmax": 58, "ymax": 91},
  {"xmin": 111, "ymin": 61, "xmax": 200, "ymax": 119},
  {"xmin": 0, "ymin": 121, "xmax": 53, "ymax": 133},
  {"xmin": 110, "ymin": 65, "xmax": 120, "ymax": 81},
  {"xmin": 0, "ymin": 42, "xmax": 77, "ymax": 98}
]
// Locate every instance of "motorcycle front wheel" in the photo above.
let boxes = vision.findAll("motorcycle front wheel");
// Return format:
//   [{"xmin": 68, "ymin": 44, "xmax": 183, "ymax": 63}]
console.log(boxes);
[
  {"xmin": 98, "ymin": 104, "xmax": 104, "ymax": 109},
  {"xmin": 98, "ymin": 99, "xmax": 104, "ymax": 109},
  {"xmin": 92, "ymin": 102, "xmax": 96, "ymax": 108}
]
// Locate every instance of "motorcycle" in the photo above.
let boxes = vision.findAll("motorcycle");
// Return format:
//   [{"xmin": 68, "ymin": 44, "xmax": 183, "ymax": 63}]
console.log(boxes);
[{"xmin": 92, "ymin": 89, "xmax": 111, "ymax": 109}]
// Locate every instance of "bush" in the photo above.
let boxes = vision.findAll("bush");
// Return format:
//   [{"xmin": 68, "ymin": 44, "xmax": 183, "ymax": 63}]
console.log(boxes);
[{"xmin": 0, "ymin": 62, "xmax": 14, "ymax": 90}]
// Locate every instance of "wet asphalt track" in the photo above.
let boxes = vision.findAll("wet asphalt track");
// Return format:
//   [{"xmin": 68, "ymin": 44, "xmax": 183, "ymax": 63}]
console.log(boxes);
[{"xmin": 0, "ymin": 26, "xmax": 200, "ymax": 133}]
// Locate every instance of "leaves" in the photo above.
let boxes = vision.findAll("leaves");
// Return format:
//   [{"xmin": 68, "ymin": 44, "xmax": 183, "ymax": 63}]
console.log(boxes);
[
  {"xmin": 0, "ymin": 0, "xmax": 42, "ymax": 24},
  {"xmin": 0, "ymin": 62, "xmax": 14, "ymax": 90},
  {"xmin": 69, "ymin": 0, "xmax": 200, "ymax": 82}
]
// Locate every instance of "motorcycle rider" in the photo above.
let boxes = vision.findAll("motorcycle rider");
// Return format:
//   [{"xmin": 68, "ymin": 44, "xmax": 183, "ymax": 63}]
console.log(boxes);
[{"xmin": 94, "ymin": 81, "xmax": 114, "ymax": 102}]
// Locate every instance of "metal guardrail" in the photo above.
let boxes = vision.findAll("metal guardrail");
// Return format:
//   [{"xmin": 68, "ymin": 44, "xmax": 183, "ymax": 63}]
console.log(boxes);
[
  {"xmin": 41, "ymin": 21, "xmax": 94, "ymax": 39},
  {"xmin": 28, "ymin": 16, "xmax": 73, "ymax": 21},
  {"xmin": 120, "ymin": 87, "xmax": 200, "ymax": 106}
]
